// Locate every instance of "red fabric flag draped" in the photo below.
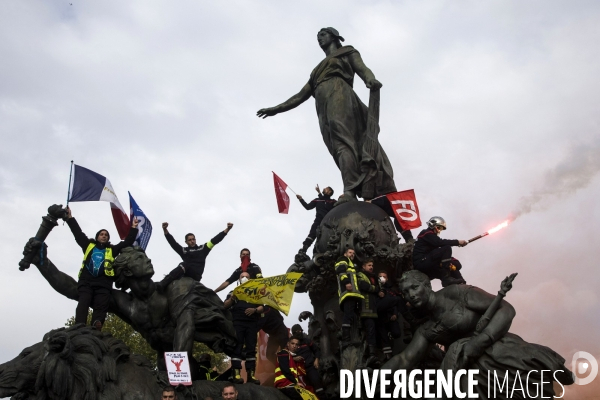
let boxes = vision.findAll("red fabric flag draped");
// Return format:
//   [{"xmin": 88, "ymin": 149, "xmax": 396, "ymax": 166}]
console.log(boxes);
[
  {"xmin": 386, "ymin": 189, "xmax": 422, "ymax": 230},
  {"xmin": 272, "ymin": 172, "xmax": 290, "ymax": 214}
]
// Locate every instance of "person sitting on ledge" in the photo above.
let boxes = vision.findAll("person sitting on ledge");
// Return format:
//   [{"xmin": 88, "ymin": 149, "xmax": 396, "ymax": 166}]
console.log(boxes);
[
  {"xmin": 296, "ymin": 184, "xmax": 335, "ymax": 253},
  {"xmin": 157, "ymin": 221, "xmax": 233, "ymax": 292},
  {"xmin": 65, "ymin": 206, "xmax": 138, "ymax": 331},
  {"xmin": 413, "ymin": 216, "xmax": 468, "ymax": 287}
]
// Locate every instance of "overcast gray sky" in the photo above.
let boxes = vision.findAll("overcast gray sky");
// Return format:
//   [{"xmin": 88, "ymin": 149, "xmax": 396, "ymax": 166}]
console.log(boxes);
[{"xmin": 1, "ymin": 0, "xmax": 599, "ymax": 397}]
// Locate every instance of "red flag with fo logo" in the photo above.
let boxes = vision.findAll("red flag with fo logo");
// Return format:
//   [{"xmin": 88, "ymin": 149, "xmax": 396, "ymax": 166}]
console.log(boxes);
[
  {"xmin": 272, "ymin": 172, "xmax": 290, "ymax": 214},
  {"xmin": 386, "ymin": 189, "xmax": 422, "ymax": 230}
]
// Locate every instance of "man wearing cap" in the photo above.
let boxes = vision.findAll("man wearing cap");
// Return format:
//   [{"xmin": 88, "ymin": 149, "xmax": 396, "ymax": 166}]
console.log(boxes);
[
  {"xmin": 65, "ymin": 206, "xmax": 138, "ymax": 330},
  {"xmin": 258, "ymin": 27, "xmax": 396, "ymax": 200}
]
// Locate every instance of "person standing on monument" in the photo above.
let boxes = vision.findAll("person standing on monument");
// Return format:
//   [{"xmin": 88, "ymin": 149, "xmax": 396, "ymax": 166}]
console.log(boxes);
[
  {"xmin": 214, "ymin": 248, "xmax": 263, "ymax": 293},
  {"xmin": 335, "ymin": 248, "xmax": 364, "ymax": 347},
  {"xmin": 356, "ymin": 258, "xmax": 382, "ymax": 367},
  {"xmin": 223, "ymin": 271, "xmax": 264, "ymax": 385},
  {"xmin": 296, "ymin": 184, "xmax": 335, "ymax": 253},
  {"xmin": 413, "ymin": 216, "xmax": 468, "ymax": 287},
  {"xmin": 65, "ymin": 206, "xmax": 138, "ymax": 330},
  {"xmin": 156, "ymin": 221, "xmax": 233, "ymax": 292},
  {"xmin": 274, "ymin": 336, "xmax": 308, "ymax": 400},
  {"xmin": 257, "ymin": 27, "xmax": 396, "ymax": 200}
]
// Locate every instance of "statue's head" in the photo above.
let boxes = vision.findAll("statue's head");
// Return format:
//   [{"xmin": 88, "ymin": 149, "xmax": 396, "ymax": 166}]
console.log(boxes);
[
  {"xmin": 0, "ymin": 325, "xmax": 136, "ymax": 399},
  {"xmin": 114, "ymin": 247, "xmax": 155, "ymax": 290},
  {"xmin": 0, "ymin": 340, "xmax": 45, "ymax": 398},
  {"xmin": 399, "ymin": 270, "xmax": 433, "ymax": 309},
  {"xmin": 318, "ymin": 27, "xmax": 344, "ymax": 49}
]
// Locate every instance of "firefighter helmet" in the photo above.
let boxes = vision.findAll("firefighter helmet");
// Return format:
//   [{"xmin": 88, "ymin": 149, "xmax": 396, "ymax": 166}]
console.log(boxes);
[{"xmin": 427, "ymin": 216, "xmax": 447, "ymax": 230}]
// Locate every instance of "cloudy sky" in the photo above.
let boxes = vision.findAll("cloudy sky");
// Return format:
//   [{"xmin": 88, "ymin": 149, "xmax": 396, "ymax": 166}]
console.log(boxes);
[{"xmin": 1, "ymin": 0, "xmax": 599, "ymax": 397}]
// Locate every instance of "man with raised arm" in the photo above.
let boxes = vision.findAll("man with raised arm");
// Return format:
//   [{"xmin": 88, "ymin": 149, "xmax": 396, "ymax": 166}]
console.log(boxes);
[
  {"xmin": 296, "ymin": 184, "xmax": 335, "ymax": 253},
  {"xmin": 214, "ymin": 248, "xmax": 263, "ymax": 293},
  {"xmin": 65, "ymin": 206, "xmax": 138, "ymax": 330},
  {"xmin": 157, "ymin": 221, "xmax": 233, "ymax": 292}
]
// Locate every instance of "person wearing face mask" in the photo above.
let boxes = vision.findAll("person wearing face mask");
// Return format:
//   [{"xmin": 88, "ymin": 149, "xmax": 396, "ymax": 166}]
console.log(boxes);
[
  {"xmin": 376, "ymin": 271, "xmax": 410, "ymax": 360},
  {"xmin": 295, "ymin": 184, "xmax": 336, "ymax": 253},
  {"xmin": 214, "ymin": 248, "xmax": 263, "ymax": 293},
  {"xmin": 156, "ymin": 222, "xmax": 233, "ymax": 293},
  {"xmin": 412, "ymin": 216, "xmax": 468, "ymax": 287},
  {"xmin": 65, "ymin": 206, "xmax": 139, "ymax": 330},
  {"xmin": 223, "ymin": 271, "xmax": 264, "ymax": 385}
]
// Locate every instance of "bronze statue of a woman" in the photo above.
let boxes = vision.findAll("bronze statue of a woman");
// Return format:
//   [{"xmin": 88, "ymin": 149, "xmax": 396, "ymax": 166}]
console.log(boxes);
[{"xmin": 257, "ymin": 27, "xmax": 396, "ymax": 199}]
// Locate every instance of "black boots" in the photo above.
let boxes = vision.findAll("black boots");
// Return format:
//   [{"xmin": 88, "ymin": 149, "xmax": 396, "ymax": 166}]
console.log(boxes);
[
  {"xmin": 229, "ymin": 368, "xmax": 244, "ymax": 384},
  {"xmin": 366, "ymin": 345, "xmax": 382, "ymax": 368},
  {"xmin": 157, "ymin": 264, "xmax": 185, "ymax": 294},
  {"xmin": 341, "ymin": 326, "xmax": 352, "ymax": 348},
  {"xmin": 247, "ymin": 369, "xmax": 260, "ymax": 385}
]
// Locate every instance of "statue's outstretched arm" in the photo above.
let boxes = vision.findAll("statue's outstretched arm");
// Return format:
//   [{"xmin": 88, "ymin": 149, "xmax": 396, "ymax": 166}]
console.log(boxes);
[
  {"xmin": 381, "ymin": 329, "xmax": 430, "ymax": 371},
  {"xmin": 257, "ymin": 82, "xmax": 312, "ymax": 118},
  {"xmin": 465, "ymin": 286, "xmax": 516, "ymax": 342},
  {"xmin": 348, "ymin": 52, "xmax": 382, "ymax": 90},
  {"xmin": 28, "ymin": 244, "xmax": 79, "ymax": 301}
]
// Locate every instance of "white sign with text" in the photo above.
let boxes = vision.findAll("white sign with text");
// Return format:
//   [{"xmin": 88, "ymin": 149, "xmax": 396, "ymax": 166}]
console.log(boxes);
[{"xmin": 165, "ymin": 351, "xmax": 192, "ymax": 386}]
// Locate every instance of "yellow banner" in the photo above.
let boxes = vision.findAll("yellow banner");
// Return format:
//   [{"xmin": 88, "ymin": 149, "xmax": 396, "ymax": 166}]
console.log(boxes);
[
  {"xmin": 232, "ymin": 272, "xmax": 302, "ymax": 316},
  {"xmin": 294, "ymin": 386, "xmax": 319, "ymax": 400}
]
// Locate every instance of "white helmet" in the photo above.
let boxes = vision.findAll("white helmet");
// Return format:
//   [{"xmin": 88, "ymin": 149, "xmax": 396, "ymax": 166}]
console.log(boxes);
[{"xmin": 427, "ymin": 216, "xmax": 447, "ymax": 230}]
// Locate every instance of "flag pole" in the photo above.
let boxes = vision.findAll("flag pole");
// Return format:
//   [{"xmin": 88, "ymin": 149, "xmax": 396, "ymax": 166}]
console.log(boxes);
[{"xmin": 66, "ymin": 160, "xmax": 73, "ymax": 206}]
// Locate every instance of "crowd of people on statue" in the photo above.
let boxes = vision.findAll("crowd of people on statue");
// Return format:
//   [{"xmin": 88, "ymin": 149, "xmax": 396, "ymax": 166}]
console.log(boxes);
[{"xmin": 63, "ymin": 180, "xmax": 478, "ymax": 400}]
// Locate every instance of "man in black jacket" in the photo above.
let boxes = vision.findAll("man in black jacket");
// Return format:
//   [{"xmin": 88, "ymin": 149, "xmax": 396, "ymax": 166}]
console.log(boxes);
[
  {"xmin": 65, "ymin": 206, "xmax": 138, "ymax": 330},
  {"xmin": 257, "ymin": 306, "xmax": 289, "ymax": 364},
  {"xmin": 157, "ymin": 222, "xmax": 233, "ymax": 291},
  {"xmin": 214, "ymin": 248, "xmax": 263, "ymax": 293},
  {"xmin": 223, "ymin": 272, "xmax": 264, "ymax": 385},
  {"xmin": 296, "ymin": 185, "xmax": 335, "ymax": 253},
  {"xmin": 413, "ymin": 216, "xmax": 468, "ymax": 287},
  {"xmin": 291, "ymin": 325, "xmax": 323, "ymax": 397}
]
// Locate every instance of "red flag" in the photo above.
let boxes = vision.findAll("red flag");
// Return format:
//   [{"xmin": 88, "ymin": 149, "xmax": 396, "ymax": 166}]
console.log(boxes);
[
  {"xmin": 386, "ymin": 189, "xmax": 422, "ymax": 230},
  {"xmin": 272, "ymin": 172, "xmax": 290, "ymax": 214}
]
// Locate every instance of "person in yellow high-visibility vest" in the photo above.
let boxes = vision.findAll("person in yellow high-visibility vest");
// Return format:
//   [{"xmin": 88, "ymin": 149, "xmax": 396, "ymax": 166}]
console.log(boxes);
[
  {"xmin": 335, "ymin": 248, "xmax": 364, "ymax": 347},
  {"xmin": 65, "ymin": 206, "xmax": 138, "ymax": 330}
]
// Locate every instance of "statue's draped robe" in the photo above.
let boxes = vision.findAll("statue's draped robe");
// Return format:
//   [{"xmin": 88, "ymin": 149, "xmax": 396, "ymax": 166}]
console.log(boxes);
[
  {"xmin": 309, "ymin": 45, "xmax": 396, "ymax": 198},
  {"xmin": 168, "ymin": 278, "xmax": 237, "ymax": 354},
  {"xmin": 419, "ymin": 286, "xmax": 574, "ymax": 399}
]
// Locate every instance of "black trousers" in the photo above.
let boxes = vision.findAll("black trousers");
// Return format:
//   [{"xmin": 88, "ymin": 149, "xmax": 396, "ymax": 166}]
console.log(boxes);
[
  {"xmin": 75, "ymin": 283, "xmax": 111, "ymax": 325},
  {"xmin": 232, "ymin": 322, "xmax": 258, "ymax": 370},
  {"xmin": 305, "ymin": 364, "xmax": 323, "ymax": 390},
  {"xmin": 302, "ymin": 218, "xmax": 322, "ymax": 248},
  {"xmin": 362, "ymin": 317, "xmax": 377, "ymax": 346},
  {"xmin": 341, "ymin": 297, "xmax": 361, "ymax": 327},
  {"xmin": 413, "ymin": 246, "xmax": 464, "ymax": 281}
]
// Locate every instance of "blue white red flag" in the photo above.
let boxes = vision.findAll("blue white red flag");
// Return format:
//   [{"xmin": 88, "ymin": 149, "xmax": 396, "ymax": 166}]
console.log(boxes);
[
  {"xmin": 128, "ymin": 192, "xmax": 152, "ymax": 250},
  {"xmin": 68, "ymin": 164, "xmax": 130, "ymax": 239}
]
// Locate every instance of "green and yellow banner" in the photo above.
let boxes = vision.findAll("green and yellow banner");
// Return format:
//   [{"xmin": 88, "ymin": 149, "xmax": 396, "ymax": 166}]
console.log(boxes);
[{"xmin": 232, "ymin": 272, "xmax": 302, "ymax": 316}]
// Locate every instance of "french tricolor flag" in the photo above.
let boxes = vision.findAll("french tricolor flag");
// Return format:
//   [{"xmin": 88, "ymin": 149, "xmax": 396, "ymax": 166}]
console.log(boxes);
[{"xmin": 68, "ymin": 164, "xmax": 130, "ymax": 239}]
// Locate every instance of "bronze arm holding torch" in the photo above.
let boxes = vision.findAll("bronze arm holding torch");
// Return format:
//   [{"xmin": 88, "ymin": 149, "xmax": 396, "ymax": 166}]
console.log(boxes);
[
  {"xmin": 18, "ymin": 204, "xmax": 68, "ymax": 271},
  {"xmin": 474, "ymin": 272, "xmax": 518, "ymax": 335}
]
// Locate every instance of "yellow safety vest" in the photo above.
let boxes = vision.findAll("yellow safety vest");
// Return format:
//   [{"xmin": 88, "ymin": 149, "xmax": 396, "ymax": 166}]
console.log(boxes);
[
  {"xmin": 79, "ymin": 243, "xmax": 115, "ymax": 278},
  {"xmin": 335, "ymin": 258, "xmax": 364, "ymax": 304}
]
